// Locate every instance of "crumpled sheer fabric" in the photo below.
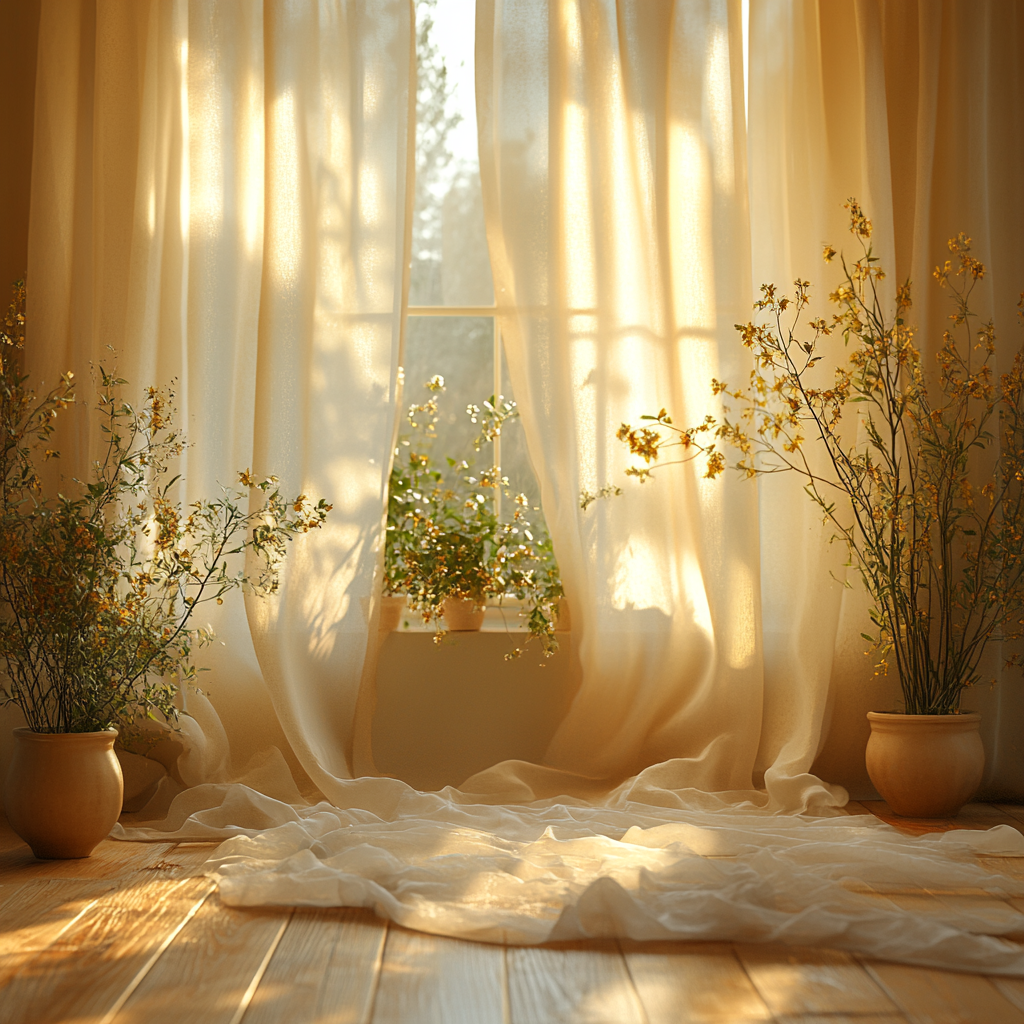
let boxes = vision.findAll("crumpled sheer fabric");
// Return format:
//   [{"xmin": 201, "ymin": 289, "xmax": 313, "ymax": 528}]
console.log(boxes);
[
  {"xmin": 115, "ymin": 779, "xmax": 1024, "ymax": 973},
  {"xmin": 24, "ymin": 0, "xmax": 1024, "ymax": 976}
]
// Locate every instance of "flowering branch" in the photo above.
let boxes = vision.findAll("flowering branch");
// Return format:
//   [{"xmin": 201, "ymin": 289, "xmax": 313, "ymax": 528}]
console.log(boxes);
[{"xmin": 615, "ymin": 201, "xmax": 1024, "ymax": 714}]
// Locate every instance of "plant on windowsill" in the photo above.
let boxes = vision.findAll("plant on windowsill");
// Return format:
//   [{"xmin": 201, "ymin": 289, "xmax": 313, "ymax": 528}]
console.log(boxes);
[
  {"xmin": 383, "ymin": 376, "xmax": 563, "ymax": 660},
  {"xmin": 614, "ymin": 201, "xmax": 1024, "ymax": 818},
  {"xmin": 0, "ymin": 281, "xmax": 332, "ymax": 858}
]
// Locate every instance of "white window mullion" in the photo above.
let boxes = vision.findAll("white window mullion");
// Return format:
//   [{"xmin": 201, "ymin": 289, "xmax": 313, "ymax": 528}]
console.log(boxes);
[{"xmin": 406, "ymin": 306, "xmax": 495, "ymax": 316}]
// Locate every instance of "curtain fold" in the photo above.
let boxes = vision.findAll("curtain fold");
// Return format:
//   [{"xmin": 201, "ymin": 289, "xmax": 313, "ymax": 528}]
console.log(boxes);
[
  {"xmin": 25, "ymin": 0, "xmax": 415, "ymax": 796},
  {"xmin": 16, "ymin": 0, "xmax": 1024, "ymax": 971},
  {"xmin": 477, "ymin": 0, "xmax": 847, "ymax": 810},
  {"xmin": 747, "ymin": 0, "xmax": 1024, "ymax": 798}
]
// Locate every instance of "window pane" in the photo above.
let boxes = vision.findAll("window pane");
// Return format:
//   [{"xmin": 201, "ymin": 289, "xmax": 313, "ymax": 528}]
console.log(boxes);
[
  {"xmin": 411, "ymin": 0, "xmax": 494, "ymax": 306},
  {"xmin": 402, "ymin": 320, "xmax": 542, "ymax": 523},
  {"xmin": 403, "ymin": 316, "xmax": 494, "ymax": 467}
]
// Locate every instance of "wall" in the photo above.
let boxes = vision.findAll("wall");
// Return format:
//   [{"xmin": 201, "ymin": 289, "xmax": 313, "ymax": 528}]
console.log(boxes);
[
  {"xmin": 0, "ymin": 0, "xmax": 40, "ymax": 293},
  {"xmin": 0, "ymin": 0, "xmax": 40, "ymax": 806},
  {"xmin": 372, "ymin": 626, "xmax": 580, "ymax": 791}
]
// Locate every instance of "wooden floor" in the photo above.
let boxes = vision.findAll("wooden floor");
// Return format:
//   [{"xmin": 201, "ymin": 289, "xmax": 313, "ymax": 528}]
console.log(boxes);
[{"xmin": 1, "ymin": 802, "xmax": 1024, "ymax": 1024}]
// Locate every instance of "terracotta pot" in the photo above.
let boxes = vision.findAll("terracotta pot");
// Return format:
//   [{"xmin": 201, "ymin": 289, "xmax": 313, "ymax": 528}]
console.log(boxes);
[
  {"xmin": 379, "ymin": 595, "xmax": 406, "ymax": 632},
  {"xmin": 865, "ymin": 711, "xmax": 984, "ymax": 818},
  {"xmin": 442, "ymin": 597, "xmax": 485, "ymax": 631},
  {"xmin": 3, "ymin": 728, "xmax": 123, "ymax": 859}
]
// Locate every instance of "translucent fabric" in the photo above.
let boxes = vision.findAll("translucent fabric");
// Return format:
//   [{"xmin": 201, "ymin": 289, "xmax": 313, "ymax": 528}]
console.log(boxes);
[
  {"xmin": 746, "ymin": 0, "xmax": 1024, "ymax": 796},
  {"xmin": 116, "ymin": 778, "xmax": 1024, "ymax": 973},
  {"xmin": 19, "ymin": 0, "xmax": 1024, "ymax": 975},
  {"xmin": 476, "ymin": 0, "xmax": 842, "ymax": 803},
  {"xmin": 24, "ymin": 0, "xmax": 415, "ymax": 790}
]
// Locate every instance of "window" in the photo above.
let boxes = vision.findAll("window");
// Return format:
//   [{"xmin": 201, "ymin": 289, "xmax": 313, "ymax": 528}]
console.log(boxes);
[{"xmin": 403, "ymin": 0, "xmax": 540, "ymax": 517}]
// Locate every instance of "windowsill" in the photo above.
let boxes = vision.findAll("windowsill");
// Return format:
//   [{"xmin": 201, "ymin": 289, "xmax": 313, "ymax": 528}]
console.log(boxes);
[{"xmin": 388, "ymin": 604, "xmax": 564, "ymax": 633}]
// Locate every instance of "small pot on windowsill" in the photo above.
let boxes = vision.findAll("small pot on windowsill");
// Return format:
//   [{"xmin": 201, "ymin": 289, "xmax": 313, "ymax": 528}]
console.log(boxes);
[
  {"xmin": 378, "ymin": 594, "xmax": 407, "ymax": 632},
  {"xmin": 442, "ymin": 596, "xmax": 485, "ymax": 631},
  {"xmin": 4, "ymin": 728, "xmax": 124, "ymax": 859},
  {"xmin": 865, "ymin": 711, "xmax": 984, "ymax": 818}
]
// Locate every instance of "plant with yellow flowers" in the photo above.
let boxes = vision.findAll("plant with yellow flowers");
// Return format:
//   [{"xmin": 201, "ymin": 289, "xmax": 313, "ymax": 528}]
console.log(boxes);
[
  {"xmin": 0, "ymin": 282, "xmax": 332, "ymax": 734},
  {"xmin": 616, "ymin": 201, "xmax": 1024, "ymax": 715},
  {"xmin": 386, "ymin": 376, "xmax": 562, "ymax": 658}
]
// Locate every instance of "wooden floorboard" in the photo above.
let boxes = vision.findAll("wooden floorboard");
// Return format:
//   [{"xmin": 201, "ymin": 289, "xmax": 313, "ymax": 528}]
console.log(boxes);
[
  {"xmin": 865, "ymin": 960, "xmax": 1024, "ymax": 1024},
  {"xmin": 0, "ymin": 803, "xmax": 1021, "ymax": 1022},
  {"xmin": 0, "ymin": 877, "xmax": 119, "ymax": 990},
  {"xmin": 1, "ymin": 875, "xmax": 215, "ymax": 1024},
  {"xmin": 109, "ymin": 897, "xmax": 291, "ymax": 1024},
  {"xmin": 861, "ymin": 801, "xmax": 1024, "ymax": 837},
  {"xmin": 996, "ymin": 977, "xmax": 1024, "ymax": 1013},
  {"xmin": 620, "ymin": 939, "xmax": 772, "ymax": 1023},
  {"xmin": 243, "ymin": 907, "xmax": 388, "ymax": 1024},
  {"xmin": 372, "ymin": 925, "xmax": 506, "ymax": 1024},
  {"xmin": 507, "ymin": 939, "xmax": 647, "ymax": 1024},
  {"xmin": 0, "ymin": 835, "xmax": 180, "ymax": 885},
  {"xmin": 734, "ymin": 943, "xmax": 900, "ymax": 1018}
]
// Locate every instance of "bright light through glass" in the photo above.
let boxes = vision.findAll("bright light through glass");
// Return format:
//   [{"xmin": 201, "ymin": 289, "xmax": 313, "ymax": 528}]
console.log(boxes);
[{"xmin": 426, "ymin": 0, "xmax": 479, "ymax": 174}]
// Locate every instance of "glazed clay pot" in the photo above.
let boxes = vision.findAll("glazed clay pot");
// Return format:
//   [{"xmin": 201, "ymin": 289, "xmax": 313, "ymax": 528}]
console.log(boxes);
[
  {"xmin": 442, "ymin": 597, "xmax": 485, "ymax": 631},
  {"xmin": 4, "ymin": 728, "xmax": 123, "ymax": 859},
  {"xmin": 379, "ymin": 595, "xmax": 406, "ymax": 632},
  {"xmin": 865, "ymin": 712, "xmax": 984, "ymax": 818}
]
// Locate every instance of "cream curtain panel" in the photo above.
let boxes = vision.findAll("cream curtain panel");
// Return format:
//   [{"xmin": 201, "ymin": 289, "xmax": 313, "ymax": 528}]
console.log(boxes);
[
  {"xmin": 477, "ymin": 0, "xmax": 847, "ymax": 809},
  {"xmin": 26, "ymin": 0, "xmax": 414, "ymax": 796},
  {"xmin": 20, "ymin": 0, "xmax": 1024, "ymax": 971},
  {"xmin": 747, "ymin": 0, "xmax": 1024, "ymax": 797}
]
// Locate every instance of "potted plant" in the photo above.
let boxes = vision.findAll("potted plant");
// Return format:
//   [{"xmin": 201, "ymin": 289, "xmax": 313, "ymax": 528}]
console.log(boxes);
[
  {"xmin": 0, "ymin": 282, "xmax": 331, "ymax": 857},
  {"xmin": 615, "ymin": 202, "xmax": 1024, "ymax": 817},
  {"xmin": 385, "ymin": 376, "xmax": 563, "ymax": 659}
]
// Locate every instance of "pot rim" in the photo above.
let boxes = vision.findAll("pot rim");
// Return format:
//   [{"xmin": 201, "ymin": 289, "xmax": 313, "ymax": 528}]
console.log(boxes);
[
  {"xmin": 866, "ymin": 711, "xmax": 981, "ymax": 723},
  {"xmin": 443, "ymin": 596, "xmax": 485, "ymax": 610},
  {"xmin": 12, "ymin": 727, "xmax": 119, "ymax": 741}
]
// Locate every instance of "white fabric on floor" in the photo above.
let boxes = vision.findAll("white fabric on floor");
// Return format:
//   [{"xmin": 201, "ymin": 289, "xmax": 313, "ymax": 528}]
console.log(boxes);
[{"xmin": 115, "ymin": 779, "xmax": 1024, "ymax": 973}]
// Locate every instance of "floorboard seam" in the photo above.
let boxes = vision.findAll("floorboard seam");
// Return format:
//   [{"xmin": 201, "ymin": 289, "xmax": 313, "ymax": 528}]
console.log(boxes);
[
  {"xmin": 614, "ymin": 937, "xmax": 652, "ymax": 1024},
  {"xmin": 97, "ymin": 880, "xmax": 215, "ymax": 1024},
  {"xmin": 362, "ymin": 917, "xmax": 389, "ymax": 1024},
  {"xmin": 0, "ymin": 887, "xmax": 109, "ymax": 989},
  {"xmin": 853, "ymin": 956, "xmax": 912, "ymax": 1023},
  {"xmin": 229, "ymin": 908, "xmax": 293, "ymax": 1024}
]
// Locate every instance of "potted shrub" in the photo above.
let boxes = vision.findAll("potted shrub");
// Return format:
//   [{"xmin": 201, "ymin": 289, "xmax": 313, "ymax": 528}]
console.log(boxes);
[
  {"xmin": 0, "ymin": 283, "xmax": 331, "ymax": 857},
  {"xmin": 615, "ymin": 202, "xmax": 1024, "ymax": 817},
  {"xmin": 385, "ymin": 376, "xmax": 563, "ymax": 659}
]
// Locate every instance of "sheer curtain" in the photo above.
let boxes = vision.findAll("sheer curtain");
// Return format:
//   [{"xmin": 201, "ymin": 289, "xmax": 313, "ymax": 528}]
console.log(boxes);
[
  {"xmin": 26, "ymin": 0, "xmax": 415, "ymax": 799},
  {"xmin": 480, "ymin": 0, "xmax": 1024, "ymax": 808},
  {"xmin": 748, "ymin": 0, "xmax": 1024, "ymax": 798},
  {"xmin": 477, "ymin": 0, "xmax": 850, "ymax": 811},
  {"xmin": 18, "ymin": 0, "xmax": 1024, "ymax": 972}
]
